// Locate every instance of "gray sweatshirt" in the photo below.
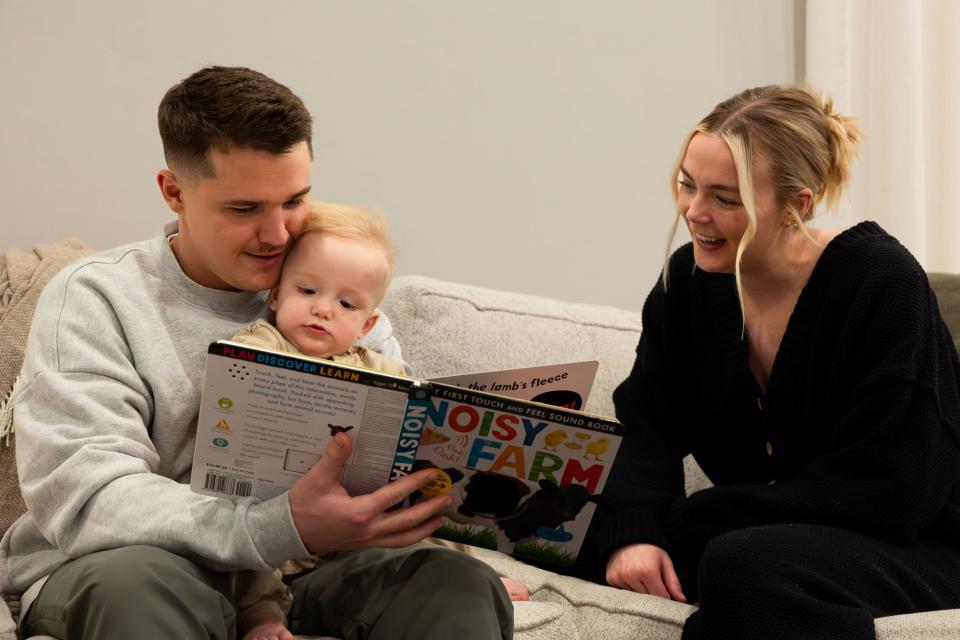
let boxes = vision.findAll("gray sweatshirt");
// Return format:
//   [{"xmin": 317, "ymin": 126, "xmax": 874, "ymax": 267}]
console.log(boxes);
[{"xmin": 0, "ymin": 226, "xmax": 403, "ymax": 593}]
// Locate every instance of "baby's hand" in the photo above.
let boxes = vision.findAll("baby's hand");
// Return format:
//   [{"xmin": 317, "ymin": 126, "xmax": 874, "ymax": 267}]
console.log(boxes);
[
  {"xmin": 242, "ymin": 617, "xmax": 294, "ymax": 640},
  {"xmin": 500, "ymin": 576, "xmax": 530, "ymax": 601}
]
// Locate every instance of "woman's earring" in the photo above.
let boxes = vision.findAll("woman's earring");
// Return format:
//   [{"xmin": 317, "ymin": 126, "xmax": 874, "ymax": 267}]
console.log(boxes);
[{"xmin": 782, "ymin": 215, "xmax": 800, "ymax": 228}]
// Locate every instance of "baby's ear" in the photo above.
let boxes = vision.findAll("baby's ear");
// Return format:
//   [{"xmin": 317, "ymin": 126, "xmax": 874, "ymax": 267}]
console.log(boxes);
[
  {"xmin": 267, "ymin": 286, "xmax": 280, "ymax": 312},
  {"xmin": 359, "ymin": 310, "xmax": 380, "ymax": 339}
]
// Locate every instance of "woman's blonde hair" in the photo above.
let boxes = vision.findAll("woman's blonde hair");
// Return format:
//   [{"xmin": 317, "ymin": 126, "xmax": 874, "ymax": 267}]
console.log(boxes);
[
  {"xmin": 663, "ymin": 85, "xmax": 861, "ymax": 313},
  {"xmin": 294, "ymin": 200, "xmax": 397, "ymax": 295}
]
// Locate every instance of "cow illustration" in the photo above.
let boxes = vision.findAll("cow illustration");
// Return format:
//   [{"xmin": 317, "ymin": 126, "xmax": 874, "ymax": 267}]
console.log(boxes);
[
  {"xmin": 457, "ymin": 470, "xmax": 532, "ymax": 519},
  {"xmin": 496, "ymin": 479, "xmax": 602, "ymax": 543}
]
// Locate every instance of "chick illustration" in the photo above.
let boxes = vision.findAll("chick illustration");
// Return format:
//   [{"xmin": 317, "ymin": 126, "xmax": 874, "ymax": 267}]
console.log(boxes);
[
  {"xmin": 421, "ymin": 426, "xmax": 451, "ymax": 446},
  {"xmin": 582, "ymin": 437, "xmax": 609, "ymax": 461},
  {"xmin": 542, "ymin": 429, "xmax": 568, "ymax": 451}
]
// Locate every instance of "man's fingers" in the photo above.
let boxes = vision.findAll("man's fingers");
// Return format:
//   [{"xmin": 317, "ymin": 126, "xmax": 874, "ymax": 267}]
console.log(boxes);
[
  {"xmin": 305, "ymin": 432, "xmax": 352, "ymax": 485},
  {"xmin": 360, "ymin": 516, "xmax": 445, "ymax": 549},
  {"xmin": 373, "ymin": 494, "xmax": 451, "ymax": 536},
  {"xmin": 365, "ymin": 467, "xmax": 440, "ymax": 512}
]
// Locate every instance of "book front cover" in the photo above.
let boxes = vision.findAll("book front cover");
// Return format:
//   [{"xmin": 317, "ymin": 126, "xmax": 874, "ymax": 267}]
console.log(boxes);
[{"xmin": 406, "ymin": 383, "xmax": 622, "ymax": 565}]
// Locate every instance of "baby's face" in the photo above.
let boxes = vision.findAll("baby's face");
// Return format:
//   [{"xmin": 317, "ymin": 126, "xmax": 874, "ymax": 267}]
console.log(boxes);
[{"xmin": 269, "ymin": 232, "xmax": 387, "ymax": 358}]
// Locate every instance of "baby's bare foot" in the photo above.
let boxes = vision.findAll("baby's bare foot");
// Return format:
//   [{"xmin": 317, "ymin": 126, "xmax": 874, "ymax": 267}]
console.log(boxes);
[{"xmin": 500, "ymin": 576, "xmax": 530, "ymax": 601}]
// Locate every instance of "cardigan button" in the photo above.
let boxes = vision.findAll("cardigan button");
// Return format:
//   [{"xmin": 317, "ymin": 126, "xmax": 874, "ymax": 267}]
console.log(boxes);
[{"xmin": 766, "ymin": 441, "xmax": 774, "ymax": 456}]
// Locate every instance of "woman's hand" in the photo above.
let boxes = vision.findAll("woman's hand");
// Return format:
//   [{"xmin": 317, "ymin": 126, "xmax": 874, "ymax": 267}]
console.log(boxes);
[{"xmin": 605, "ymin": 543, "xmax": 687, "ymax": 602}]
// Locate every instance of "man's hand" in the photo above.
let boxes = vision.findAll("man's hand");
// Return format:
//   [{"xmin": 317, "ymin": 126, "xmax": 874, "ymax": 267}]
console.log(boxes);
[
  {"xmin": 288, "ymin": 432, "xmax": 451, "ymax": 555},
  {"xmin": 605, "ymin": 543, "xmax": 687, "ymax": 602}
]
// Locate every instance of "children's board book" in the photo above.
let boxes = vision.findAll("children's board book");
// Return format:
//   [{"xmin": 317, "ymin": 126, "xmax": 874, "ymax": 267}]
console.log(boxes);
[
  {"xmin": 190, "ymin": 341, "xmax": 621, "ymax": 565},
  {"xmin": 430, "ymin": 360, "xmax": 599, "ymax": 411}
]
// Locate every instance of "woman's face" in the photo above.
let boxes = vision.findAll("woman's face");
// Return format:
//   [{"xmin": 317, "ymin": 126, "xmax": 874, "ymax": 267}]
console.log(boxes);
[{"xmin": 677, "ymin": 132, "xmax": 784, "ymax": 274}]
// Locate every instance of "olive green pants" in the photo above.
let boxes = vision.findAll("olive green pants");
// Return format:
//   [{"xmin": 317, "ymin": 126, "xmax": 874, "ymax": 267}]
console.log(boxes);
[
  {"xmin": 22, "ymin": 544, "xmax": 513, "ymax": 640},
  {"xmin": 287, "ymin": 545, "xmax": 512, "ymax": 639}
]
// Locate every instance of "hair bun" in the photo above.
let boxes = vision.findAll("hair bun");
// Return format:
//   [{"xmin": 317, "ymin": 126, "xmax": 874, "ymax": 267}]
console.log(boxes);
[{"xmin": 817, "ymin": 92, "xmax": 862, "ymax": 208}]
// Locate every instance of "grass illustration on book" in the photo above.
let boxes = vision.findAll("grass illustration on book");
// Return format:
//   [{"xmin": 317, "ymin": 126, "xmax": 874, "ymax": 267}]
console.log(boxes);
[
  {"xmin": 433, "ymin": 523, "xmax": 498, "ymax": 550},
  {"xmin": 514, "ymin": 540, "xmax": 577, "ymax": 565}
]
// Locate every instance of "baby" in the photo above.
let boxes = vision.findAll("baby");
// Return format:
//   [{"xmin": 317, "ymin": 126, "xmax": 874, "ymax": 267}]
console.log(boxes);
[
  {"xmin": 231, "ymin": 201, "xmax": 405, "ymax": 377},
  {"xmin": 229, "ymin": 201, "xmax": 528, "ymax": 640}
]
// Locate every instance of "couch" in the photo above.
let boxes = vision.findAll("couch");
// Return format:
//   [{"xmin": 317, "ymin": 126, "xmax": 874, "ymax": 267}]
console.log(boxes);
[{"xmin": 1, "ymin": 239, "xmax": 959, "ymax": 640}]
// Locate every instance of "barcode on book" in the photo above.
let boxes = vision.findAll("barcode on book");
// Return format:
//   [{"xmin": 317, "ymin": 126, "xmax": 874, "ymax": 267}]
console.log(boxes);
[{"xmin": 204, "ymin": 473, "xmax": 252, "ymax": 497}]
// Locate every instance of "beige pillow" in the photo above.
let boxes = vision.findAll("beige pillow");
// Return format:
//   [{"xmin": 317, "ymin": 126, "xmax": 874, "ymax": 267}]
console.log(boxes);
[
  {"xmin": 381, "ymin": 275, "xmax": 642, "ymax": 419},
  {"xmin": 0, "ymin": 238, "xmax": 94, "ymax": 536}
]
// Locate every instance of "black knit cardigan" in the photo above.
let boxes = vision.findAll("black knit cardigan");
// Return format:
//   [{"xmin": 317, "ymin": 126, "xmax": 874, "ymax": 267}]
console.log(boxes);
[{"xmin": 594, "ymin": 221, "xmax": 960, "ymax": 579}]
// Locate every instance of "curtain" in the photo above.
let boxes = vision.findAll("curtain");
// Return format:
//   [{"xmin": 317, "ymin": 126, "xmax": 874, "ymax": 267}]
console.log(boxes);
[{"xmin": 805, "ymin": 0, "xmax": 960, "ymax": 272}]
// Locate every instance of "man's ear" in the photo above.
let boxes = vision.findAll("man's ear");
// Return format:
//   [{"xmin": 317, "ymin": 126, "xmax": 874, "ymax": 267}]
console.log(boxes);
[
  {"xmin": 157, "ymin": 169, "xmax": 187, "ymax": 215},
  {"xmin": 268, "ymin": 286, "xmax": 280, "ymax": 312},
  {"xmin": 358, "ymin": 310, "xmax": 380, "ymax": 339}
]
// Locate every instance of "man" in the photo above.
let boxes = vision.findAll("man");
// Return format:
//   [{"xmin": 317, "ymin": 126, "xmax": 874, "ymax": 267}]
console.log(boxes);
[{"xmin": 3, "ymin": 66, "xmax": 512, "ymax": 640}]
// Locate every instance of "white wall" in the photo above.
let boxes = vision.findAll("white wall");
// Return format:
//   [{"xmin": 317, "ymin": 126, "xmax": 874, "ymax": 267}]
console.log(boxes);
[{"xmin": 0, "ymin": 0, "xmax": 794, "ymax": 310}]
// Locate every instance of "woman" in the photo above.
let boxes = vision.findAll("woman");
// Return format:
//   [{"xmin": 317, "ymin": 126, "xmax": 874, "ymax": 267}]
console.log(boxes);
[{"xmin": 599, "ymin": 85, "xmax": 960, "ymax": 639}]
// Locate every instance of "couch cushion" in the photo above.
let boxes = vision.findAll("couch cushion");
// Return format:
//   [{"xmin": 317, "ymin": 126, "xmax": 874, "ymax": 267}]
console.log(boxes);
[
  {"xmin": 471, "ymin": 546, "xmax": 960, "ymax": 640},
  {"xmin": 381, "ymin": 275, "xmax": 714, "ymax": 495},
  {"xmin": 381, "ymin": 275, "xmax": 643, "ymax": 419},
  {"xmin": 875, "ymin": 609, "xmax": 960, "ymax": 639},
  {"xmin": 473, "ymin": 547, "xmax": 693, "ymax": 640},
  {"xmin": 929, "ymin": 272, "xmax": 960, "ymax": 356}
]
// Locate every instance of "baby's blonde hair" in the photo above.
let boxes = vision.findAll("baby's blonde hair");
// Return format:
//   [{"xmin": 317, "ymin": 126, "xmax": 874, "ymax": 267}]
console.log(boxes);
[
  {"xmin": 293, "ymin": 200, "xmax": 396, "ymax": 295},
  {"xmin": 664, "ymin": 85, "xmax": 861, "ymax": 319}
]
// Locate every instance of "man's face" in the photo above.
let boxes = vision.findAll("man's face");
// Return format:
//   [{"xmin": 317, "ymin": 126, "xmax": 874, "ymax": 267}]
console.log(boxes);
[{"xmin": 158, "ymin": 141, "xmax": 312, "ymax": 291}]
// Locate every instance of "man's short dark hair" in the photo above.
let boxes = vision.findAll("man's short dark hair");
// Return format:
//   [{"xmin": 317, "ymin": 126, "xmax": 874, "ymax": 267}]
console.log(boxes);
[{"xmin": 158, "ymin": 66, "xmax": 313, "ymax": 179}]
